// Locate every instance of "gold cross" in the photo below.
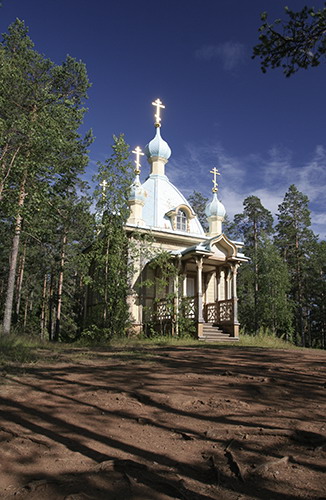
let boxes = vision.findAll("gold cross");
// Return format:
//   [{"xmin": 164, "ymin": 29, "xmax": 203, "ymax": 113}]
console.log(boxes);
[
  {"xmin": 100, "ymin": 179, "xmax": 107, "ymax": 199},
  {"xmin": 210, "ymin": 167, "xmax": 220, "ymax": 193},
  {"xmin": 132, "ymin": 146, "xmax": 144, "ymax": 174},
  {"xmin": 152, "ymin": 98, "xmax": 165, "ymax": 127}
]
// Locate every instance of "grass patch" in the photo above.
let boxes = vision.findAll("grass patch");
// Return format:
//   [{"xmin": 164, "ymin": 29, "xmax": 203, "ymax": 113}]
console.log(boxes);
[
  {"xmin": 0, "ymin": 334, "xmax": 67, "ymax": 366},
  {"xmin": 237, "ymin": 333, "xmax": 299, "ymax": 349},
  {"xmin": 0, "ymin": 335, "xmax": 42, "ymax": 365},
  {"xmin": 0, "ymin": 330, "xmax": 305, "ymax": 369}
]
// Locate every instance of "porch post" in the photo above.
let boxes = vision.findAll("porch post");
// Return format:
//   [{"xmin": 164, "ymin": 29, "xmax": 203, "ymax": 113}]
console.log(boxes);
[
  {"xmin": 215, "ymin": 266, "xmax": 221, "ymax": 324},
  {"xmin": 127, "ymin": 239, "xmax": 142, "ymax": 336},
  {"xmin": 182, "ymin": 273, "xmax": 187, "ymax": 297},
  {"xmin": 215, "ymin": 266, "xmax": 219, "ymax": 302},
  {"xmin": 196, "ymin": 257, "xmax": 204, "ymax": 337},
  {"xmin": 232, "ymin": 264, "xmax": 240, "ymax": 337},
  {"xmin": 173, "ymin": 257, "xmax": 182, "ymax": 336},
  {"xmin": 173, "ymin": 272, "xmax": 179, "ymax": 336}
]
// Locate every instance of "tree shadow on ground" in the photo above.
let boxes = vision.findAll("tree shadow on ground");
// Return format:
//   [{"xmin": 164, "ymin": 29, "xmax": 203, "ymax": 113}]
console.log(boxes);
[{"xmin": 0, "ymin": 346, "xmax": 325, "ymax": 499}]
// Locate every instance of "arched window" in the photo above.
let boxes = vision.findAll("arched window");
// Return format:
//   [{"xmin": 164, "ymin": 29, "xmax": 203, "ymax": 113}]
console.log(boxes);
[{"xmin": 176, "ymin": 209, "xmax": 187, "ymax": 231}]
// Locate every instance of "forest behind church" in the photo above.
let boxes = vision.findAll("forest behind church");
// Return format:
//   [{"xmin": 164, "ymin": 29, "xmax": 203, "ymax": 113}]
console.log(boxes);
[{"xmin": 0, "ymin": 20, "xmax": 325, "ymax": 349}]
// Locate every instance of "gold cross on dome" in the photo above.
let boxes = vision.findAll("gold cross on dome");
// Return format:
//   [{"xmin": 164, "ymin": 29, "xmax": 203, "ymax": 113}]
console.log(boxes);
[
  {"xmin": 210, "ymin": 167, "xmax": 220, "ymax": 193},
  {"xmin": 132, "ymin": 146, "xmax": 144, "ymax": 174},
  {"xmin": 100, "ymin": 179, "xmax": 107, "ymax": 199},
  {"xmin": 152, "ymin": 98, "xmax": 165, "ymax": 127}
]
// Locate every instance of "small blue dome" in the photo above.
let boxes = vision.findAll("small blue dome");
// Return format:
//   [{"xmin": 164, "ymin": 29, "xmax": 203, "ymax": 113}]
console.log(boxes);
[
  {"xmin": 205, "ymin": 193, "xmax": 226, "ymax": 219},
  {"xmin": 145, "ymin": 127, "xmax": 171, "ymax": 160},
  {"xmin": 129, "ymin": 175, "xmax": 146, "ymax": 203}
]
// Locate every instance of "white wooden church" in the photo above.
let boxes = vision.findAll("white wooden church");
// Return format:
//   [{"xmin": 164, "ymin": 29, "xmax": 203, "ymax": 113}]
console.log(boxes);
[{"xmin": 126, "ymin": 99, "xmax": 248, "ymax": 341}]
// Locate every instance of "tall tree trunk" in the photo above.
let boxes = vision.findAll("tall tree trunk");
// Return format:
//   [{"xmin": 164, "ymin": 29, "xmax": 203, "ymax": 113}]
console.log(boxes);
[
  {"xmin": 103, "ymin": 237, "xmax": 110, "ymax": 324},
  {"xmin": 295, "ymin": 232, "xmax": 305, "ymax": 347},
  {"xmin": 23, "ymin": 296, "xmax": 28, "ymax": 332},
  {"xmin": 253, "ymin": 218, "xmax": 258, "ymax": 332},
  {"xmin": 54, "ymin": 231, "xmax": 67, "ymax": 341},
  {"xmin": 48, "ymin": 271, "xmax": 54, "ymax": 341},
  {"xmin": 2, "ymin": 173, "xmax": 27, "ymax": 334},
  {"xmin": 15, "ymin": 242, "xmax": 27, "ymax": 322},
  {"xmin": 0, "ymin": 145, "xmax": 21, "ymax": 202},
  {"xmin": 40, "ymin": 273, "xmax": 48, "ymax": 340}
]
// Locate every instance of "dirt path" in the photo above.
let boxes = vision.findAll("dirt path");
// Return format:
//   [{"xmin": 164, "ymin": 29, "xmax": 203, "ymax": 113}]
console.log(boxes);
[{"xmin": 0, "ymin": 346, "xmax": 325, "ymax": 499}]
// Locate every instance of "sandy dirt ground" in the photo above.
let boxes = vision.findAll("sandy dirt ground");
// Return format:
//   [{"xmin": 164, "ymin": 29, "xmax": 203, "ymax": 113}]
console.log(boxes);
[{"xmin": 0, "ymin": 345, "xmax": 325, "ymax": 500}]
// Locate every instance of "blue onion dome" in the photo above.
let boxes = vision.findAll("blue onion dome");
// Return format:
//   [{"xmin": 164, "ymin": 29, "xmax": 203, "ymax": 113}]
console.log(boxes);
[
  {"xmin": 205, "ymin": 192, "xmax": 226, "ymax": 218},
  {"xmin": 129, "ymin": 174, "xmax": 146, "ymax": 203},
  {"xmin": 145, "ymin": 127, "xmax": 171, "ymax": 160}
]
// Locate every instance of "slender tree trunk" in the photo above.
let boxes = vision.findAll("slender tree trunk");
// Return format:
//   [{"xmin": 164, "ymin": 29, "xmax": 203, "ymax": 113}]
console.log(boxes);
[
  {"xmin": 40, "ymin": 274, "xmax": 48, "ymax": 340},
  {"xmin": 15, "ymin": 242, "xmax": 27, "ymax": 322},
  {"xmin": 103, "ymin": 236, "xmax": 110, "ymax": 324},
  {"xmin": 0, "ymin": 145, "xmax": 21, "ymax": 202},
  {"xmin": 48, "ymin": 271, "xmax": 54, "ymax": 341},
  {"xmin": 295, "ymin": 233, "xmax": 305, "ymax": 347},
  {"xmin": 54, "ymin": 231, "xmax": 67, "ymax": 341},
  {"xmin": 2, "ymin": 173, "xmax": 27, "ymax": 334},
  {"xmin": 23, "ymin": 296, "xmax": 28, "ymax": 332},
  {"xmin": 253, "ymin": 218, "xmax": 258, "ymax": 332}
]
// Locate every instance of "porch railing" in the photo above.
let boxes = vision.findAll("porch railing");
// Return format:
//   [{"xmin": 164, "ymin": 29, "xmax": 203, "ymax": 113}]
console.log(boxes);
[
  {"xmin": 204, "ymin": 299, "xmax": 234, "ymax": 324},
  {"xmin": 154, "ymin": 298, "xmax": 234, "ymax": 324},
  {"xmin": 155, "ymin": 297, "xmax": 197, "ymax": 321},
  {"xmin": 180, "ymin": 297, "xmax": 196, "ymax": 319},
  {"xmin": 155, "ymin": 299, "xmax": 173, "ymax": 321}
]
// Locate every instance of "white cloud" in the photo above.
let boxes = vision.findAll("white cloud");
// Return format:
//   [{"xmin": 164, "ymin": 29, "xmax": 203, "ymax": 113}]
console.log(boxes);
[
  {"xmin": 167, "ymin": 141, "xmax": 326, "ymax": 240},
  {"xmin": 195, "ymin": 42, "xmax": 247, "ymax": 71}
]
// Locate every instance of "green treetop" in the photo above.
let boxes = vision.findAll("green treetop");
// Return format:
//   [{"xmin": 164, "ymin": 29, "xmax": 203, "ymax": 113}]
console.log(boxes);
[{"xmin": 253, "ymin": 5, "xmax": 326, "ymax": 77}]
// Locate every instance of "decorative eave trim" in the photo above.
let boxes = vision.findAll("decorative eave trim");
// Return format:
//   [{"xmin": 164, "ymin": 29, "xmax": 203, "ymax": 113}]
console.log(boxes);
[
  {"xmin": 205, "ymin": 233, "xmax": 238, "ymax": 258},
  {"xmin": 166, "ymin": 204, "xmax": 196, "ymax": 220}
]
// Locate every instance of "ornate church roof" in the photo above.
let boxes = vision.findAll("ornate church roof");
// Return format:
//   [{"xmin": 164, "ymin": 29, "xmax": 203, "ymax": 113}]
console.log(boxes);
[
  {"xmin": 141, "ymin": 174, "xmax": 204, "ymax": 234},
  {"xmin": 144, "ymin": 127, "xmax": 171, "ymax": 161},
  {"xmin": 128, "ymin": 98, "xmax": 205, "ymax": 236}
]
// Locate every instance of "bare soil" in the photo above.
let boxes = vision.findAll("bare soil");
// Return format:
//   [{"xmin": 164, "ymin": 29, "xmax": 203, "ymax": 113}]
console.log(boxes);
[{"xmin": 0, "ymin": 345, "xmax": 325, "ymax": 500}]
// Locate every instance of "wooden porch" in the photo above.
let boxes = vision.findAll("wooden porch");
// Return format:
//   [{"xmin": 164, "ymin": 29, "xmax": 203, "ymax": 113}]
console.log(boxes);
[{"xmin": 152, "ymin": 297, "xmax": 239, "ymax": 340}]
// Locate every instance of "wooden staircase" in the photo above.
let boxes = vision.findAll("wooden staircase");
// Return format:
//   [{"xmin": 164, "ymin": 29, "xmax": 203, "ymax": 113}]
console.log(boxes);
[{"xmin": 199, "ymin": 323, "xmax": 239, "ymax": 342}]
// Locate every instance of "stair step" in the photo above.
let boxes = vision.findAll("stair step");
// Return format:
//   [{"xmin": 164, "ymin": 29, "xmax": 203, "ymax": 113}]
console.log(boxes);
[
  {"xmin": 199, "ymin": 323, "xmax": 239, "ymax": 342},
  {"xmin": 199, "ymin": 336, "xmax": 239, "ymax": 342}
]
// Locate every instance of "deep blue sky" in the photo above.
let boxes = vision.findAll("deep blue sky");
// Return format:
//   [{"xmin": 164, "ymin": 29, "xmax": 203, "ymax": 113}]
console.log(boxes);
[{"xmin": 1, "ymin": 0, "xmax": 325, "ymax": 237}]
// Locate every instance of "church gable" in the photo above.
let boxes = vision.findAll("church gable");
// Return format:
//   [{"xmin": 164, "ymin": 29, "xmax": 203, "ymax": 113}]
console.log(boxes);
[{"xmin": 206, "ymin": 234, "xmax": 237, "ymax": 259}]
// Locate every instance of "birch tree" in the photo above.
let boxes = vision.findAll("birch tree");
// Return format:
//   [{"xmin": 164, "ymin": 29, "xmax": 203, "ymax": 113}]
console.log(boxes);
[{"xmin": 0, "ymin": 20, "xmax": 91, "ymax": 334}]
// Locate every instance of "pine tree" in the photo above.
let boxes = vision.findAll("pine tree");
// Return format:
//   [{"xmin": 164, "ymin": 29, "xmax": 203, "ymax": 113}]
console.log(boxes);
[
  {"xmin": 233, "ymin": 196, "xmax": 274, "ymax": 332},
  {"xmin": 257, "ymin": 238, "xmax": 293, "ymax": 338},
  {"xmin": 188, "ymin": 191, "xmax": 209, "ymax": 232},
  {"xmin": 275, "ymin": 184, "xmax": 317, "ymax": 346},
  {"xmin": 253, "ymin": 5, "xmax": 326, "ymax": 77},
  {"xmin": 304, "ymin": 240, "xmax": 326, "ymax": 348},
  {"xmin": 0, "ymin": 20, "xmax": 91, "ymax": 335}
]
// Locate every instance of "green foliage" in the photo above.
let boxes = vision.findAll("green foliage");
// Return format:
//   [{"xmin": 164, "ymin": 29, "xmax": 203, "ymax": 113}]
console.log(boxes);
[
  {"xmin": 93, "ymin": 134, "xmax": 133, "ymax": 218},
  {"xmin": 238, "ymin": 330, "xmax": 298, "ymax": 350},
  {"xmin": 253, "ymin": 5, "xmax": 326, "ymax": 76},
  {"xmin": 233, "ymin": 185, "xmax": 323, "ymax": 349},
  {"xmin": 140, "ymin": 251, "xmax": 196, "ymax": 338},
  {"xmin": 234, "ymin": 196, "xmax": 275, "ymax": 333},
  {"xmin": 232, "ymin": 195, "xmax": 274, "ymax": 250},
  {"xmin": 307, "ymin": 241, "xmax": 326, "ymax": 348},
  {"xmin": 0, "ymin": 334, "xmax": 40, "ymax": 364},
  {"xmin": 78, "ymin": 325, "xmax": 114, "ymax": 344},
  {"xmin": 0, "ymin": 19, "xmax": 92, "ymax": 336},
  {"xmin": 188, "ymin": 190, "xmax": 209, "ymax": 232},
  {"xmin": 85, "ymin": 135, "xmax": 134, "ymax": 337},
  {"xmin": 275, "ymin": 184, "xmax": 317, "ymax": 346},
  {"xmin": 256, "ymin": 239, "xmax": 293, "ymax": 339},
  {"xmin": 178, "ymin": 297, "xmax": 197, "ymax": 338}
]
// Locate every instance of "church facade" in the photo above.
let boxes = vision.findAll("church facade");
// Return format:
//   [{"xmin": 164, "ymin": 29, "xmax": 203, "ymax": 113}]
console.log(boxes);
[{"xmin": 126, "ymin": 99, "xmax": 248, "ymax": 341}]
